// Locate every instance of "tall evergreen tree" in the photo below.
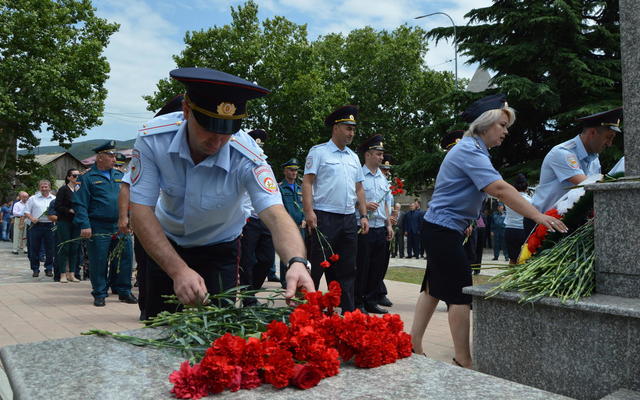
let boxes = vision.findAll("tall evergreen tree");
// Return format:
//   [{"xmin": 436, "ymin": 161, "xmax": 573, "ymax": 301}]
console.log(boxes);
[{"xmin": 429, "ymin": 0, "xmax": 621, "ymax": 179}]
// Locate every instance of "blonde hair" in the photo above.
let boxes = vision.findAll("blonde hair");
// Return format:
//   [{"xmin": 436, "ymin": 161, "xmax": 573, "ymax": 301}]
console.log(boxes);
[{"xmin": 464, "ymin": 107, "xmax": 516, "ymax": 137}]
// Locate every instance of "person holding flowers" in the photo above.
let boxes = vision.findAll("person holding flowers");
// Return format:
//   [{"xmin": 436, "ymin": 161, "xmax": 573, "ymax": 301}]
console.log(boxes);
[
  {"xmin": 129, "ymin": 68, "xmax": 313, "ymax": 318},
  {"xmin": 409, "ymin": 94, "xmax": 567, "ymax": 368},
  {"xmin": 303, "ymin": 105, "xmax": 369, "ymax": 313},
  {"xmin": 525, "ymin": 107, "xmax": 621, "ymax": 234},
  {"xmin": 354, "ymin": 134, "xmax": 394, "ymax": 314}
]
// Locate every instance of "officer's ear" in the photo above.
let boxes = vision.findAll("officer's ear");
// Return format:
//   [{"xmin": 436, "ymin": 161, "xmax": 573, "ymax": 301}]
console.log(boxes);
[{"xmin": 182, "ymin": 100, "xmax": 190, "ymax": 119}]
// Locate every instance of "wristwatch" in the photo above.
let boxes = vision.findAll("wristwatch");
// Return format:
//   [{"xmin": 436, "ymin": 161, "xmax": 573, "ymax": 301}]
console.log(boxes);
[
  {"xmin": 287, "ymin": 257, "xmax": 312, "ymax": 274},
  {"xmin": 360, "ymin": 215, "xmax": 368, "ymax": 220}
]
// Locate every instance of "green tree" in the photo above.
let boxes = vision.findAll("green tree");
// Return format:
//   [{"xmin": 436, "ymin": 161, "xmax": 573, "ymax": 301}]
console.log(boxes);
[
  {"xmin": 429, "ymin": 0, "xmax": 621, "ymax": 180},
  {"xmin": 144, "ymin": 1, "xmax": 454, "ymax": 186},
  {"xmin": 0, "ymin": 0, "xmax": 119, "ymax": 198}
]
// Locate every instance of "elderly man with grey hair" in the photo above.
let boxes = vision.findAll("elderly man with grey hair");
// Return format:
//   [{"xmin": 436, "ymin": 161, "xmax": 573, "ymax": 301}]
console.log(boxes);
[
  {"xmin": 24, "ymin": 181, "xmax": 56, "ymax": 277},
  {"xmin": 11, "ymin": 191, "xmax": 29, "ymax": 255}
]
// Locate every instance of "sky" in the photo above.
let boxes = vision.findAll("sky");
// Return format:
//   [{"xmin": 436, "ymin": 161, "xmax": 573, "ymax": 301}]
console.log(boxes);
[{"xmin": 34, "ymin": 0, "xmax": 494, "ymax": 148}]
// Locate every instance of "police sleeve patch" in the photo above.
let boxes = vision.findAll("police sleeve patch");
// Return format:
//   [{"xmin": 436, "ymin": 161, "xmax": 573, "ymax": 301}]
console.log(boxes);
[
  {"xmin": 130, "ymin": 149, "xmax": 143, "ymax": 185},
  {"xmin": 565, "ymin": 154, "xmax": 580, "ymax": 170},
  {"xmin": 253, "ymin": 165, "xmax": 279, "ymax": 194},
  {"xmin": 305, "ymin": 156, "xmax": 313, "ymax": 170}
]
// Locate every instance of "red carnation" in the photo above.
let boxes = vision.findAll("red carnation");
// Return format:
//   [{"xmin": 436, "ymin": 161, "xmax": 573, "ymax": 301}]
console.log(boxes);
[
  {"xmin": 169, "ymin": 361, "xmax": 208, "ymax": 400},
  {"xmin": 111, "ymin": 234, "xmax": 118, "ymax": 240},
  {"xmin": 527, "ymin": 236, "xmax": 541, "ymax": 253},
  {"xmin": 320, "ymin": 260, "xmax": 331, "ymax": 268},
  {"xmin": 240, "ymin": 367, "xmax": 261, "ymax": 390},
  {"xmin": 328, "ymin": 254, "xmax": 340, "ymax": 262},
  {"xmin": 290, "ymin": 364, "xmax": 322, "ymax": 389}
]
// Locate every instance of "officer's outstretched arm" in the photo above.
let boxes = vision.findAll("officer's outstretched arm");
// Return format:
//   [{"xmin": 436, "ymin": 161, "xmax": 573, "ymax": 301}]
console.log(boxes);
[
  {"xmin": 130, "ymin": 202, "xmax": 207, "ymax": 306},
  {"xmin": 259, "ymin": 204, "xmax": 314, "ymax": 298}
]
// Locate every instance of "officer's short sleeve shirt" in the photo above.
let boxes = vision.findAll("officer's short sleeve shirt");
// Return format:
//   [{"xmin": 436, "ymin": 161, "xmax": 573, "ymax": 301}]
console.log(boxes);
[
  {"xmin": 304, "ymin": 140, "xmax": 364, "ymax": 215},
  {"xmin": 425, "ymin": 136, "xmax": 503, "ymax": 233},
  {"xmin": 130, "ymin": 113, "xmax": 282, "ymax": 247},
  {"xmin": 356, "ymin": 166, "xmax": 390, "ymax": 228},
  {"xmin": 532, "ymin": 135, "xmax": 600, "ymax": 212}
]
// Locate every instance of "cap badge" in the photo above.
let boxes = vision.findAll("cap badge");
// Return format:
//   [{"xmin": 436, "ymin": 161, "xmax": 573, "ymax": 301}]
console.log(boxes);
[
  {"xmin": 217, "ymin": 102, "xmax": 237, "ymax": 116},
  {"xmin": 349, "ymin": 114, "xmax": 354, "ymax": 121}
]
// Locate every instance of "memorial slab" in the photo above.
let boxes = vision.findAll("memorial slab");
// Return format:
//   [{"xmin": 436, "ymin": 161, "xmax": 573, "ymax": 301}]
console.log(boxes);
[{"xmin": 0, "ymin": 328, "xmax": 572, "ymax": 400}]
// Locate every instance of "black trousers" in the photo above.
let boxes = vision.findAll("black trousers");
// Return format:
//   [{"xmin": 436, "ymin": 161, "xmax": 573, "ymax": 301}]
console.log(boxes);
[
  {"xmin": 406, "ymin": 232, "xmax": 421, "ymax": 258},
  {"xmin": 523, "ymin": 217, "xmax": 536, "ymax": 241},
  {"xmin": 392, "ymin": 228, "xmax": 404, "ymax": 257},
  {"xmin": 377, "ymin": 239, "xmax": 390, "ymax": 299},
  {"xmin": 239, "ymin": 218, "xmax": 274, "ymax": 296},
  {"xmin": 474, "ymin": 227, "xmax": 486, "ymax": 274},
  {"xmin": 133, "ymin": 234, "xmax": 148, "ymax": 320},
  {"xmin": 308, "ymin": 210, "xmax": 357, "ymax": 312},
  {"xmin": 355, "ymin": 227, "xmax": 387, "ymax": 307},
  {"xmin": 143, "ymin": 237, "xmax": 240, "ymax": 319}
]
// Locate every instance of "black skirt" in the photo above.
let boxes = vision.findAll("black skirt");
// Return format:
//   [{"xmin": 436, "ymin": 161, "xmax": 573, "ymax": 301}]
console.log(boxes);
[{"xmin": 420, "ymin": 221, "xmax": 472, "ymax": 305}]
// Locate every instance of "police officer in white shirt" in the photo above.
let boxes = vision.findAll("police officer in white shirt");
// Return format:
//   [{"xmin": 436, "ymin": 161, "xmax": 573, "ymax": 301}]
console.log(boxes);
[
  {"xmin": 129, "ymin": 68, "xmax": 313, "ymax": 318},
  {"xmin": 525, "ymin": 107, "xmax": 621, "ymax": 234},
  {"xmin": 303, "ymin": 105, "xmax": 369, "ymax": 312}
]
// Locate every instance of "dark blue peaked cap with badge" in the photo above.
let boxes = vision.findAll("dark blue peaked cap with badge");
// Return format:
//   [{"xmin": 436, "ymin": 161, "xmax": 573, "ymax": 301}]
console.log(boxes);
[
  {"xmin": 325, "ymin": 105, "xmax": 359, "ymax": 127},
  {"xmin": 440, "ymin": 129, "xmax": 465, "ymax": 150},
  {"xmin": 154, "ymin": 94, "xmax": 184, "ymax": 117},
  {"xmin": 92, "ymin": 140, "xmax": 117, "ymax": 154},
  {"xmin": 577, "ymin": 107, "xmax": 623, "ymax": 133},
  {"xmin": 281, "ymin": 158, "xmax": 300, "ymax": 169},
  {"xmin": 461, "ymin": 93, "xmax": 508, "ymax": 123},
  {"xmin": 357, "ymin": 134, "xmax": 385, "ymax": 153},
  {"xmin": 170, "ymin": 67, "xmax": 270, "ymax": 135},
  {"xmin": 381, "ymin": 153, "xmax": 394, "ymax": 169}
]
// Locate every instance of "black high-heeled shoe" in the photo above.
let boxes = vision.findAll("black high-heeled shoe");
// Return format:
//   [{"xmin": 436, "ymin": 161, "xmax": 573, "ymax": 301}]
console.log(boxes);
[{"xmin": 412, "ymin": 349, "xmax": 427, "ymax": 357}]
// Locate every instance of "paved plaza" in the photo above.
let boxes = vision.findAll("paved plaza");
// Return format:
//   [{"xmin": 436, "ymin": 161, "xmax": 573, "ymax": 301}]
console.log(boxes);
[{"xmin": 0, "ymin": 239, "xmax": 506, "ymax": 367}]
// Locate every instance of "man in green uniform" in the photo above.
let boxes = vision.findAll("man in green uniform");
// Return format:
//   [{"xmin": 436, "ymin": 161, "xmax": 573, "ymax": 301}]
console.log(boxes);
[
  {"xmin": 73, "ymin": 141, "xmax": 137, "ymax": 307},
  {"xmin": 278, "ymin": 158, "xmax": 305, "ymax": 287}
]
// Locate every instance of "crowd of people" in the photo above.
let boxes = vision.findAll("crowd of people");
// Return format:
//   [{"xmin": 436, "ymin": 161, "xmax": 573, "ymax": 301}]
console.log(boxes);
[{"xmin": 1, "ymin": 67, "xmax": 622, "ymax": 371}]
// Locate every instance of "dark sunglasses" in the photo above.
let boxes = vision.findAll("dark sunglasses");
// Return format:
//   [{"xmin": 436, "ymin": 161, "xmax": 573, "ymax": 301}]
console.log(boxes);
[{"xmin": 70, "ymin": 174, "xmax": 79, "ymax": 178}]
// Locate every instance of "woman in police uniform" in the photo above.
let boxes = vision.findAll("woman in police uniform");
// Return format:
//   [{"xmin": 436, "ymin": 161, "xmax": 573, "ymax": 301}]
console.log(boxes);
[{"xmin": 409, "ymin": 94, "xmax": 567, "ymax": 368}]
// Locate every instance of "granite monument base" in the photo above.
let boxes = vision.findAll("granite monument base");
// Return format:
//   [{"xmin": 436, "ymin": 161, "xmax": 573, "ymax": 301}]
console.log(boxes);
[
  {"xmin": 587, "ymin": 181, "xmax": 640, "ymax": 298},
  {"xmin": 0, "ymin": 327, "xmax": 572, "ymax": 400},
  {"xmin": 465, "ymin": 284, "xmax": 640, "ymax": 400}
]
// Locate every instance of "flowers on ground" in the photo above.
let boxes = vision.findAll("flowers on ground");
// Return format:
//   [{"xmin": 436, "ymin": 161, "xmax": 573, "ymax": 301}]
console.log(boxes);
[{"xmin": 169, "ymin": 282, "xmax": 412, "ymax": 398}]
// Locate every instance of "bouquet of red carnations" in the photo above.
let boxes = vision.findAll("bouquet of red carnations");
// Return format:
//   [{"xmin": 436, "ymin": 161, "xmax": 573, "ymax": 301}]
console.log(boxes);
[{"xmin": 169, "ymin": 281, "xmax": 412, "ymax": 398}]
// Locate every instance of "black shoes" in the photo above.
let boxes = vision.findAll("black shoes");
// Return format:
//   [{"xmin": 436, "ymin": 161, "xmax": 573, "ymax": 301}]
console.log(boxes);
[
  {"xmin": 32, "ymin": 271, "xmax": 39, "ymax": 277},
  {"xmin": 267, "ymin": 276, "xmax": 280, "ymax": 282},
  {"xmin": 119, "ymin": 293, "xmax": 138, "ymax": 304},
  {"xmin": 365, "ymin": 303, "xmax": 389, "ymax": 314},
  {"xmin": 94, "ymin": 298, "xmax": 106, "ymax": 307},
  {"xmin": 378, "ymin": 296, "xmax": 393, "ymax": 307},
  {"xmin": 45, "ymin": 270, "xmax": 53, "ymax": 277}
]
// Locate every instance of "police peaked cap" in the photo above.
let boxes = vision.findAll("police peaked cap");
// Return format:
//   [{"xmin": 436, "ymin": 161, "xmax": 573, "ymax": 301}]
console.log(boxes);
[
  {"xmin": 115, "ymin": 153, "xmax": 127, "ymax": 164},
  {"xmin": 461, "ymin": 94, "xmax": 508, "ymax": 123},
  {"xmin": 154, "ymin": 94, "xmax": 184, "ymax": 117},
  {"xmin": 440, "ymin": 130, "xmax": 465, "ymax": 150},
  {"xmin": 247, "ymin": 129, "xmax": 268, "ymax": 142},
  {"xmin": 170, "ymin": 67, "xmax": 270, "ymax": 135},
  {"xmin": 92, "ymin": 140, "xmax": 117, "ymax": 154},
  {"xmin": 281, "ymin": 158, "xmax": 300, "ymax": 169},
  {"xmin": 358, "ymin": 134, "xmax": 385, "ymax": 153},
  {"xmin": 325, "ymin": 105, "xmax": 359, "ymax": 127},
  {"xmin": 577, "ymin": 107, "xmax": 623, "ymax": 133},
  {"xmin": 381, "ymin": 153, "xmax": 394, "ymax": 169}
]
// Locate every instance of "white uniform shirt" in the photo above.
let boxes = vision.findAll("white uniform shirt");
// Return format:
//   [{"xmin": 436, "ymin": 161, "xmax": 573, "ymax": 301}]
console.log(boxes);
[
  {"xmin": 304, "ymin": 139, "xmax": 364, "ymax": 215},
  {"xmin": 129, "ymin": 112, "xmax": 282, "ymax": 247},
  {"xmin": 532, "ymin": 135, "xmax": 600, "ymax": 213}
]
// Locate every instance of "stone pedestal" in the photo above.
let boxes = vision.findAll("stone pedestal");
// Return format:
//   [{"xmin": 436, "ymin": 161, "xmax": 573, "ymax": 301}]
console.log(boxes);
[
  {"xmin": 0, "ymin": 328, "xmax": 571, "ymax": 400},
  {"xmin": 587, "ymin": 181, "xmax": 640, "ymax": 297},
  {"xmin": 464, "ymin": 285, "xmax": 640, "ymax": 400}
]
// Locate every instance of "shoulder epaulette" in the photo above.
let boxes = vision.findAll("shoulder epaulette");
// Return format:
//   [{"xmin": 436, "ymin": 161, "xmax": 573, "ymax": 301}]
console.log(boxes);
[
  {"xmin": 229, "ymin": 134, "xmax": 266, "ymax": 165},
  {"xmin": 138, "ymin": 111, "xmax": 185, "ymax": 137}
]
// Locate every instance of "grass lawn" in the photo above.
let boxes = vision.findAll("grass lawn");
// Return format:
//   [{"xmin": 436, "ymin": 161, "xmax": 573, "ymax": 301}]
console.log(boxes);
[{"xmin": 385, "ymin": 267, "xmax": 498, "ymax": 286}]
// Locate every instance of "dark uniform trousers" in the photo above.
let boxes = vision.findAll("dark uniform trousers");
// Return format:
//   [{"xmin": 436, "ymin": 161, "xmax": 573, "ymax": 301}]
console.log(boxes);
[
  {"xmin": 143, "ymin": 237, "xmax": 240, "ymax": 319},
  {"xmin": 239, "ymin": 217, "xmax": 275, "ymax": 304},
  {"xmin": 87, "ymin": 219, "xmax": 133, "ymax": 299},
  {"xmin": 308, "ymin": 210, "xmax": 358, "ymax": 312},
  {"xmin": 133, "ymin": 234, "xmax": 148, "ymax": 320},
  {"xmin": 355, "ymin": 227, "xmax": 387, "ymax": 308}
]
